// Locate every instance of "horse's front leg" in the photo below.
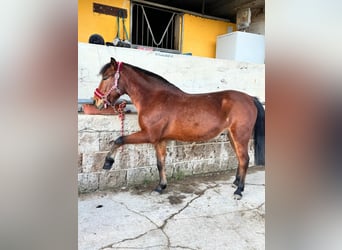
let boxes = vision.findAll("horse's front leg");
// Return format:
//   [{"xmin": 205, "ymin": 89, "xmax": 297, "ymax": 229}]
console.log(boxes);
[
  {"xmin": 154, "ymin": 141, "xmax": 167, "ymax": 193},
  {"xmin": 102, "ymin": 131, "xmax": 150, "ymax": 170}
]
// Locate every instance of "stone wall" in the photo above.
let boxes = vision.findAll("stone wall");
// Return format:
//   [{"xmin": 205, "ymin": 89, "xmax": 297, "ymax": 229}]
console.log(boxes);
[{"xmin": 78, "ymin": 114, "xmax": 255, "ymax": 193}]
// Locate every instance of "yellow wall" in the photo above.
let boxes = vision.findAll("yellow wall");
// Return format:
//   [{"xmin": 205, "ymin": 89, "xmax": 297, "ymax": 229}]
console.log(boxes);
[
  {"xmin": 182, "ymin": 14, "xmax": 236, "ymax": 58},
  {"xmin": 78, "ymin": 0, "xmax": 131, "ymax": 43},
  {"xmin": 78, "ymin": 1, "xmax": 236, "ymax": 58}
]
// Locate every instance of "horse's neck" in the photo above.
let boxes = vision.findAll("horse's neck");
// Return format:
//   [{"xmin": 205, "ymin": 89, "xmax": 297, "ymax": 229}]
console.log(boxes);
[
  {"xmin": 121, "ymin": 73, "xmax": 151, "ymax": 107},
  {"xmin": 124, "ymin": 67, "xmax": 180, "ymax": 99}
]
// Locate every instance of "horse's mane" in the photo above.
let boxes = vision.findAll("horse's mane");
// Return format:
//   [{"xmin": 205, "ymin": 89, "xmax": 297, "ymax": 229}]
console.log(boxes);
[
  {"xmin": 99, "ymin": 61, "xmax": 182, "ymax": 91},
  {"xmin": 126, "ymin": 63, "xmax": 182, "ymax": 91},
  {"xmin": 99, "ymin": 62, "xmax": 112, "ymax": 76}
]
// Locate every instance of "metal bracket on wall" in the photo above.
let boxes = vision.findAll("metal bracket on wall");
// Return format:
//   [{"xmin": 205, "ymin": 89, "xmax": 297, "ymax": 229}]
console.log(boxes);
[{"xmin": 93, "ymin": 2, "xmax": 127, "ymax": 18}]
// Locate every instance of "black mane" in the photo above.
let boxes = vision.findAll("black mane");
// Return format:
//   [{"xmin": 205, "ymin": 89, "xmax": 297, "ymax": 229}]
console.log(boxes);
[
  {"xmin": 99, "ymin": 61, "xmax": 182, "ymax": 91},
  {"xmin": 128, "ymin": 64, "xmax": 169, "ymax": 82},
  {"xmin": 126, "ymin": 63, "xmax": 182, "ymax": 91},
  {"xmin": 99, "ymin": 62, "xmax": 111, "ymax": 76}
]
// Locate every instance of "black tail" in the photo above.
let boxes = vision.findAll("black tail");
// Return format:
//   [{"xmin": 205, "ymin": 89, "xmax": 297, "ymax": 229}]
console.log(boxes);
[{"xmin": 253, "ymin": 97, "xmax": 265, "ymax": 166}]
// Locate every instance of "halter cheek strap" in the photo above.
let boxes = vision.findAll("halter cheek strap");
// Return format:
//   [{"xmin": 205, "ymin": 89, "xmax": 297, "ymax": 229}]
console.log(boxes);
[{"xmin": 94, "ymin": 62, "xmax": 122, "ymax": 108}]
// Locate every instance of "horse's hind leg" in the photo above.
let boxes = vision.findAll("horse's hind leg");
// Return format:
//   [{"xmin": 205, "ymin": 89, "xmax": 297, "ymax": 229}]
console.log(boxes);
[
  {"xmin": 154, "ymin": 141, "xmax": 167, "ymax": 193},
  {"xmin": 227, "ymin": 125, "xmax": 252, "ymax": 200}
]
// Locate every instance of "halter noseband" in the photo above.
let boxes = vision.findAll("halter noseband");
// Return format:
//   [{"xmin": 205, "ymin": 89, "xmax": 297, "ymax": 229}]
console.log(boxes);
[{"xmin": 94, "ymin": 62, "xmax": 122, "ymax": 108}]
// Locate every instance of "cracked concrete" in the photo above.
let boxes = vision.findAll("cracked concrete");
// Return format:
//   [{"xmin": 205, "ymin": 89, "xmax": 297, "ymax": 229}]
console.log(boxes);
[{"xmin": 79, "ymin": 168, "xmax": 265, "ymax": 250}]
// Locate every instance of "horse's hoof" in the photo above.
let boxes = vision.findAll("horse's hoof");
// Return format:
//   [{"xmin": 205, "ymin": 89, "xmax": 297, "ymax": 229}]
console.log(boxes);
[
  {"xmin": 154, "ymin": 188, "xmax": 163, "ymax": 194},
  {"xmin": 233, "ymin": 193, "xmax": 242, "ymax": 200},
  {"xmin": 152, "ymin": 182, "xmax": 167, "ymax": 194},
  {"xmin": 103, "ymin": 157, "xmax": 114, "ymax": 170},
  {"xmin": 153, "ymin": 186, "xmax": 164, "ymax": 194}
]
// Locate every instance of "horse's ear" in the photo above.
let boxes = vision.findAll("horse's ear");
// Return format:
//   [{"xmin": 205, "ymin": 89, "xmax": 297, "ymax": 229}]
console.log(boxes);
[{"xmin": 110, "ymin": 57, "xmax": 116, "ymax": 65}]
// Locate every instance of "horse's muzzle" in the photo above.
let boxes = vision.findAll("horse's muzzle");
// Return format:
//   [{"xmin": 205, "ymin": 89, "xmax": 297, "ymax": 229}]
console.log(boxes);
[
  {"xmin": 97, "ymin": 102, "xmax": 104, "ymax": 110},
  {"xmin": 94, "ymin": 99, "xmax": 104, "ymax": 110}
]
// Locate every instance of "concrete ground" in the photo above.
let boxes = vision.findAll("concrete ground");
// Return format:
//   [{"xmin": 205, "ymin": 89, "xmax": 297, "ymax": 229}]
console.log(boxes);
[{"xmin": 78, "ymin": 167, "xmax": 265, "ymax": 250}]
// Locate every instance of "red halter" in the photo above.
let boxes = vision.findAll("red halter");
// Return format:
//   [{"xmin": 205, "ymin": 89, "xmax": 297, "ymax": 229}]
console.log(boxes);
[{"xmin": 94, "ymin": 62, "xmax": 122, "ymax": 108}]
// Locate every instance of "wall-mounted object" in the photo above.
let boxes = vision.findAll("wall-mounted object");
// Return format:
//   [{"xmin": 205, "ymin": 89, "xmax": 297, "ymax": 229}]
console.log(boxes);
[
  {"xmin": 236, "ymin": 8, "xmax": 251, "ymax": 30},
  {"xmin": 93, "ymin": 2, "xmax": 127, "ymax": 18}
]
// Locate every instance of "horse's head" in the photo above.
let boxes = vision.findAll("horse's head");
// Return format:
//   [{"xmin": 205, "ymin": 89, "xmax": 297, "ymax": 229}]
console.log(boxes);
[{"xmin": 93, "ymin": 57, "xmax": 124, "ymax": 109}]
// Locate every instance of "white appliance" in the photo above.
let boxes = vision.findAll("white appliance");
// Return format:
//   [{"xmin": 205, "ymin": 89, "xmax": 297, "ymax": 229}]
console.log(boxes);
[{"xmin": 216, "ymin": 31, "xmax": 265, "ymax": 64}]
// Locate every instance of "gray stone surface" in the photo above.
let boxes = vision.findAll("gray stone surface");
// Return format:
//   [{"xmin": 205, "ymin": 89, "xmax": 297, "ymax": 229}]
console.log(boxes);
[
  {"xmin": 78, "ymin": 114, "xmax": 256, "ymax": 192},
  {"xmin": 79, "ymin": 168, "xmax": 265, "ymax": 250},
  {"xmin": 78, "ymin": 173, "xmax": 99, "ymax": 193}
]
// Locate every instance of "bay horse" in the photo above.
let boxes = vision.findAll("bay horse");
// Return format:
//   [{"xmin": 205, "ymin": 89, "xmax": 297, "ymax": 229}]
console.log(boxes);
[{"xmin": 93, "ymin": 57, "xmax": 265, "ymax": 199}]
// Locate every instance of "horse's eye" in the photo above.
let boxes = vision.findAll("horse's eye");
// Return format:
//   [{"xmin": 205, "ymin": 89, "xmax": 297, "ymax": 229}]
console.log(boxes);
[{"xmin": 102, "ymin": 74, "xmax": 114, "ymax": 80}]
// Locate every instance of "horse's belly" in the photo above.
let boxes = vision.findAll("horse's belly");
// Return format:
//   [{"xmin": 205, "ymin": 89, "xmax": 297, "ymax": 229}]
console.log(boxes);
[{"xmin": 166, "ymin": 118, "xmax": 225, "ymax": 142}]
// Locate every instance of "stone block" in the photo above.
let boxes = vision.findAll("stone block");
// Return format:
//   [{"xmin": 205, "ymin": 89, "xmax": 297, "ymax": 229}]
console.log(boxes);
[
  {"xmin": 78, "ymin": 173, "xmax": 99, "ymax": 193},
  {"xmin": 165, "ymin": 164, "xmax": 174, "ymax": 178},
  {"xmin": 227, "ymin": 156, "xmax": 239, "ymax": 170},
  {"xmin": 215, "ymin": 133, "xmax": 229, "ymax": 142},
  {"xmin": 98, "ymin": 131, "xmax": 118, "ymax": 151},
  {"xmin": 126, "ymin": 167, "xmax": 159, "ymax": 186},
  {"xmin": 78, "ymin": 114, "xmax": 119, "ymax": 131},
  {"xmin": 219, "ymin": 143, "xmax": 229, "ymax": 162},
  {"xmin": 82, "ymin": 151, "xmax": 108, "ymax": 172},
  {"xmin": 172, "ymin": 162, "xmax": 193, "ymax": 178},
  {"xmin": 92, "ymin": 151, "xmax": 109, "ymax": 172},
  {"xmin": 191, "ymin": 160, "xmax": 221, "ymax": 175},
  {"xmin": 221, "ymin": 141, "xmax": 235, "ymax": 156},
  {"xmin": 115, "ymin": 144, "xmax": 156, "ymax": 169},
  {"xmin": 78, "ymin": 132, "xmax": 99, "ymax": 153},
  {"xmin": 99, "ymin": 169, "xmax": 127, "ymax": 190},
  {"xmin": 78, "ymin": 153, "xmax": 83, "ymax": 173},
  {"xmin": 248, "ymin": 139, "xmax": 255, "ymax": 166},
  {"xmin": 173, "ymin": 142, "xmax": 222, "ymax": 162}
]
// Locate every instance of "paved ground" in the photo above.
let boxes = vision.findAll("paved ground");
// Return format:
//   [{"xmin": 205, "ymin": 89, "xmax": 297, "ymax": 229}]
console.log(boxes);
[{"xmin": 78, "ymin": 168, "xmax": 265, "ymax": 250}]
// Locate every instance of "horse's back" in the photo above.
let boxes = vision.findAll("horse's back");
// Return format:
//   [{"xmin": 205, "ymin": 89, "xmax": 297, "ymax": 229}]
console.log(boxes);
[{"xmin": 152, "ymin": 90, "xmax": 256, "ymax": 142}]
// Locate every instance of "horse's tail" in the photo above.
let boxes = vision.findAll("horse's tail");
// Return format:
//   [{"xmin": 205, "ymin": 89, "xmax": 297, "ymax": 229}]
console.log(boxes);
[{"xmin": 253, "ymin": 97, "xmax": 265, "ymax": 166}]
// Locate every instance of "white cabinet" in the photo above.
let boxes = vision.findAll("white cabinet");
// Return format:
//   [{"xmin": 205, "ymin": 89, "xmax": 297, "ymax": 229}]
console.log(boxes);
[{"xmin": 216, "ymin": 31, "xmax": 265, "ymax": 64}]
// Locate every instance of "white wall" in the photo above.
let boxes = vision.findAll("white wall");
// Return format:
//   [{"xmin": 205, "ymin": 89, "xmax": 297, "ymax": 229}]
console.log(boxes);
[{"xmin": 78, "ymin": 42, "xmax": 265, "ymax": 102}]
